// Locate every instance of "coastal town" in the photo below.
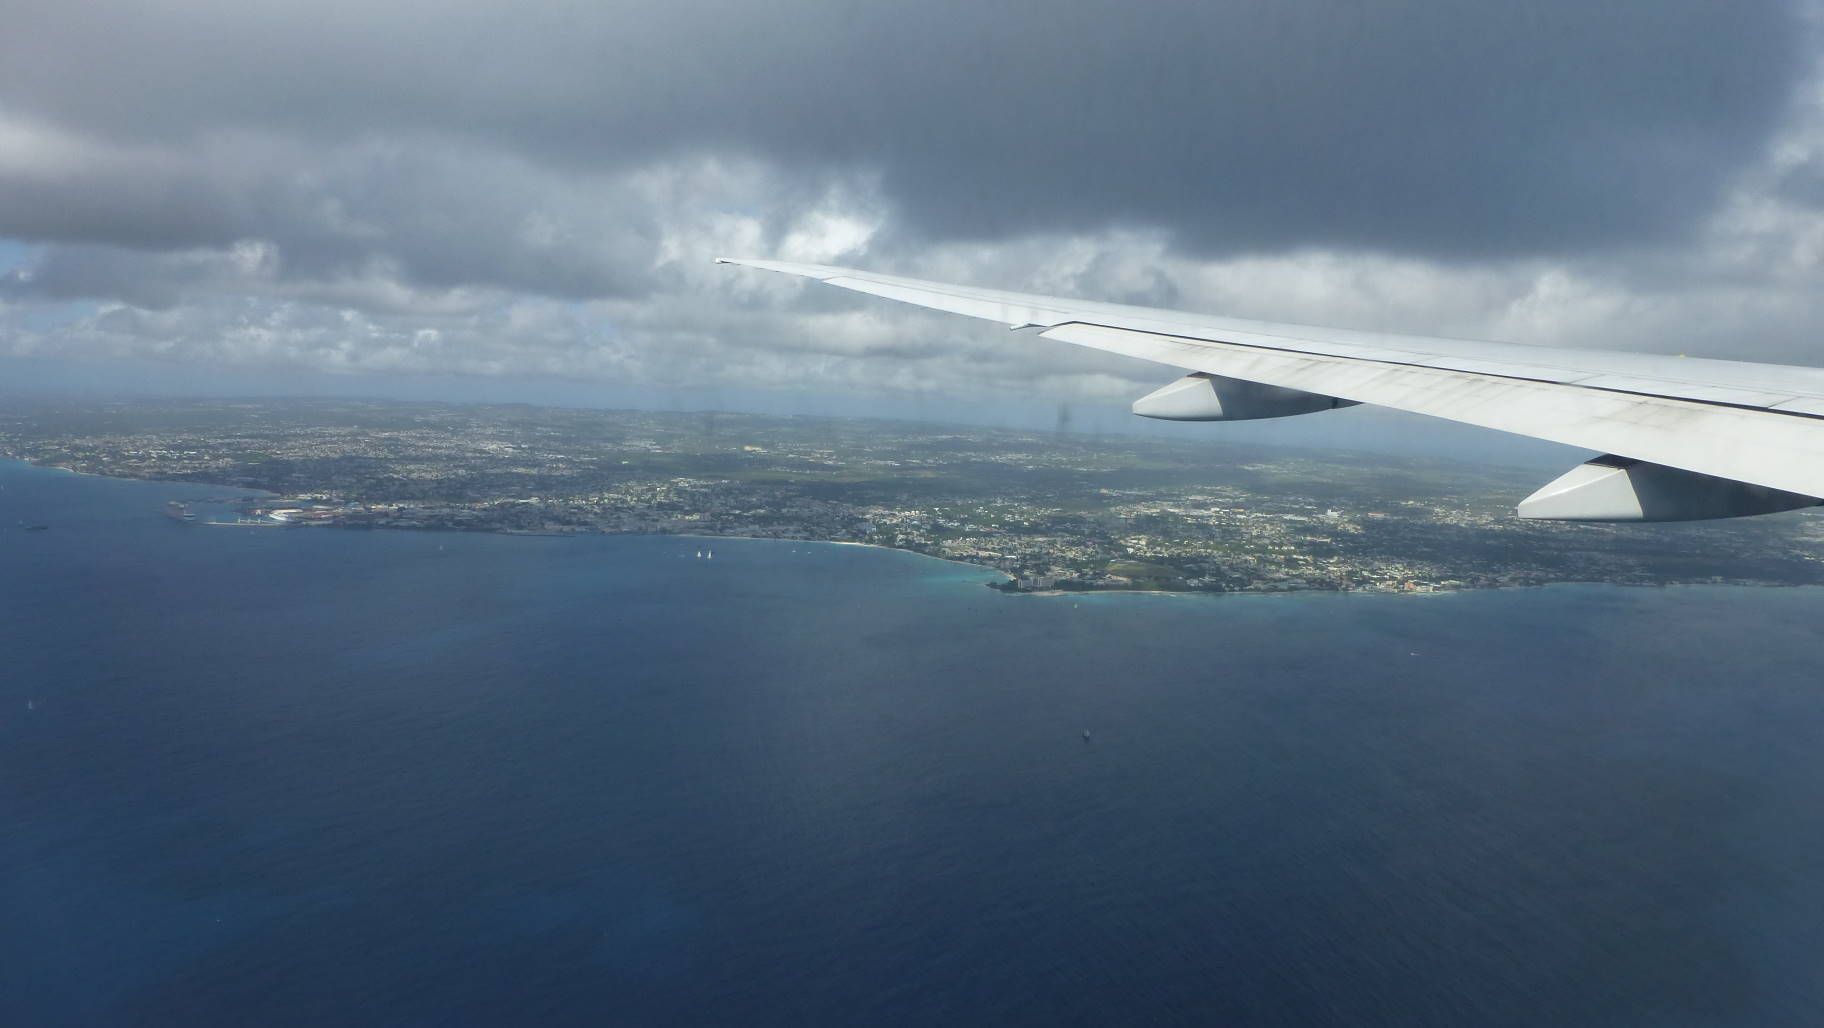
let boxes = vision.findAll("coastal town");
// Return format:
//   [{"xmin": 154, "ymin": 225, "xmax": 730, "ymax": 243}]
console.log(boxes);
[{"xmin": 6, "ymin": 398, "xmax": 1824, "ymax": 593}]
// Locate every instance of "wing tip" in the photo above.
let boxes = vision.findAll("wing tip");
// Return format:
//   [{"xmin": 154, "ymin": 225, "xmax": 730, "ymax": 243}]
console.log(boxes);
[{"xmin": 713, "ymin": 257, "xmax": 850, "ymax": 281}]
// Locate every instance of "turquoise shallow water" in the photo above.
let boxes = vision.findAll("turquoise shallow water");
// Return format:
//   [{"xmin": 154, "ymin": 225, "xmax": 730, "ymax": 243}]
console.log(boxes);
[{"xmin": 4, "ymin": 457, "xmax": 1824, "ymax": 1026}]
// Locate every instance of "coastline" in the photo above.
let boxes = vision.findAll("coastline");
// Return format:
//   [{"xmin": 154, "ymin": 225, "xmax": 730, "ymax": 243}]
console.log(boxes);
[{"xmin": 4, "ymin": 455, "xmax": 1817, "ymax": 599}]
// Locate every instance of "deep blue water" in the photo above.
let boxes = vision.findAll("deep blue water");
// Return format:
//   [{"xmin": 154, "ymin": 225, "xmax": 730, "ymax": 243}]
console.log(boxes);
[{"xmin": 5, "ymin": 458, "xmax": 1824, "ymax": 1026}]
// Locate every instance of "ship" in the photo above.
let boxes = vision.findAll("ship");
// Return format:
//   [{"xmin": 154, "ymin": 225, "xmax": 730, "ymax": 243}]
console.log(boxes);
[{"xmin": 164, "ymin": 501, "xmax": 197, "ymax": 523}]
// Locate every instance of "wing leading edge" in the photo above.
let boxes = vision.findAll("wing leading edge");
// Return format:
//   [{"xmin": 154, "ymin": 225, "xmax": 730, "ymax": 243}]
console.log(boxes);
[{"xmin": 717, "ymin": 258, "xmax": 1824, "ymax": 521}]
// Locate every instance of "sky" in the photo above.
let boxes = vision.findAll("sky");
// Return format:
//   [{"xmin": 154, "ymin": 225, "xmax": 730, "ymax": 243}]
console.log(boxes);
[{"xmin": 3, "ymin": 0, "xmax": 1824, "ymax": 460}]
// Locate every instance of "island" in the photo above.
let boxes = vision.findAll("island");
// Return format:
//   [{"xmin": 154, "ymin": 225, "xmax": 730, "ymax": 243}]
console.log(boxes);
[{"xmin": 4, "ymin": 397, "xmax": 1823, "ymax": 593}]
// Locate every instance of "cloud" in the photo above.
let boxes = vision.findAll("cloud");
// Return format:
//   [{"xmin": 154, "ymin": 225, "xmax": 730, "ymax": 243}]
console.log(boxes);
[
  {"xmin": 0, "ymin": 1, "xmax": 1804, "ymax": 258},
  {"xmin": 2, "ymin": 0, "xmax": 1824, "ymax": 420}
]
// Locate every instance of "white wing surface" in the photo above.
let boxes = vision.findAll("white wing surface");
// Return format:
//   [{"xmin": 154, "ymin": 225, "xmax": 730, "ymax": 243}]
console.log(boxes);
[{"xmin": 718, "ymin": 258, "xmax": 1824, "ymax": 521}]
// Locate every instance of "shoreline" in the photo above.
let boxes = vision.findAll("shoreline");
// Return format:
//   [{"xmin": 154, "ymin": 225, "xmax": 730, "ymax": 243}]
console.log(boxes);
[
  {"xmin": 188, "ymin": 519, "xmax": 1824, "ymax": 600},
  {"xmin": 4, "ymin": 455, "xmax": 1817, "ymax": 599}
]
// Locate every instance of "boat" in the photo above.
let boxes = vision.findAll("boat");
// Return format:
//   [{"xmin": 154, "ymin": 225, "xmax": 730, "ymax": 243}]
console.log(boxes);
[{"xmin": 164, "ymin": 501, "xmax": 197, "ymax": 523}]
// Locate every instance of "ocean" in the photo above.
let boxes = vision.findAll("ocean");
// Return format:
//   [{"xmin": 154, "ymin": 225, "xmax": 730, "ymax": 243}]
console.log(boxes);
[{"xmin": 4, "ymin": 456, "xmax": 1823, "ymax": 1026}]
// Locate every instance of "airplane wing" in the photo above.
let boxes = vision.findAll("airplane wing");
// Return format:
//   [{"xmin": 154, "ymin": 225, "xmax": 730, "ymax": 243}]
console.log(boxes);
[{"xmin": 718, "ymin": 258, "xmax": 1824, "ymax": 522}]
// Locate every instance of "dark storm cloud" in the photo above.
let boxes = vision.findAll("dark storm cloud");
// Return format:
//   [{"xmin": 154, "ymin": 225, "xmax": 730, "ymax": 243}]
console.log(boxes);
[
  {"xmin": 0, "ymin": 129, "xmax": 668, "ymax": 302},
  {"xmin": 0, "ymin": 0, "xmax": 1805, "ymax": 264},
  {"xmin": 1, "ymin": 244, "xmax": 220, "ymax": 309}
]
